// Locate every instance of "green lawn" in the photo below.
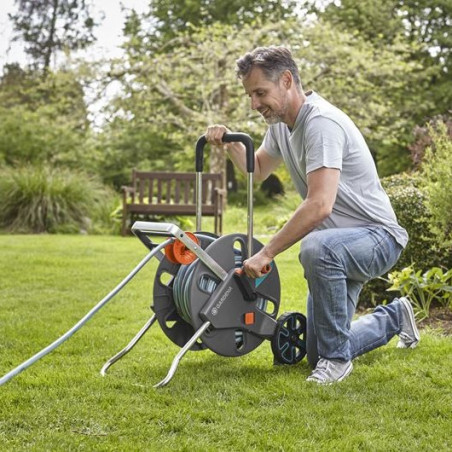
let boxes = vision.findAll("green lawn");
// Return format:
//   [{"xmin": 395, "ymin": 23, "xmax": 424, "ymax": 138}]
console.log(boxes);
[{"xmin": 1, "ymin": 207, "xmax": 451, "ymax": 451}]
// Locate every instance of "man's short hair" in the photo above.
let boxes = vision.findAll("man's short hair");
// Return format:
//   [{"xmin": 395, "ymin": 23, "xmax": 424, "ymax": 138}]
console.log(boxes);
[{"xmin": 236, "ymin": 46, "xmax": 301, "ymax": 87}]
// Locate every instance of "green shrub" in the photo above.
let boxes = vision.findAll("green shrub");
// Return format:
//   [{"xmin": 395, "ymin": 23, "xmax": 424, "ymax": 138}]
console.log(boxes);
[
  {"xmin": 382, "ymin": 172, "xmax": 443, "ymax": 270},
  {"xmin": 359, "ymin": 172, "xmax": 452, "ymax": 307},
  {"xmin": 0, "ymin": 165, "xmax": 116, "ymax": 234},
  {"xmin": 420, "ymin": 122, "xmax": 452, "ymax": 246}
]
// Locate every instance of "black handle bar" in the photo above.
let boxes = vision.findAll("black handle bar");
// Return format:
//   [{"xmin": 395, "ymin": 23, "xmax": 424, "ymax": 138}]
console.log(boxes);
[{"xmin": 195, "ymin": 132, "xmax": 255, "ymax": 173}]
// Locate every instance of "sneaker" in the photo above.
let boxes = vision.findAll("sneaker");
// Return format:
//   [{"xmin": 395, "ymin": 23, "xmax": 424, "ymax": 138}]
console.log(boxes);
[
  {"xmin": 306, "ymin": 358, "xmax": 353, "ymax": 384},
  {"xmin": 397, "ymin": 297, "xmax": 420, "ymax": 349}
]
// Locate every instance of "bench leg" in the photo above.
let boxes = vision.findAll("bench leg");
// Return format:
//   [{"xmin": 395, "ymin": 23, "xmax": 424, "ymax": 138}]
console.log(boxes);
[
  {"xmin": 216, "ymin": 212, "xmax": 223, "ymax": 236},
  {"xmin": 121, "ymin": 207, "xmax": 128, "ymax": 236}
]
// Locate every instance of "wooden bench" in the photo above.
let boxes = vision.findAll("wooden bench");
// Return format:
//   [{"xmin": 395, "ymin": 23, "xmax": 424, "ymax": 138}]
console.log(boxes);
[{"xmin": 121, "ymin": 170, "xmax": 224, "ymax": 236}]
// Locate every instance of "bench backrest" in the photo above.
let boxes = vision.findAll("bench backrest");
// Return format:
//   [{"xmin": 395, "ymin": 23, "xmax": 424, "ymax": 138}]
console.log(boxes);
[{"xmin": 131, "ymin": 170, "xmax": 222, "ymax": 206}]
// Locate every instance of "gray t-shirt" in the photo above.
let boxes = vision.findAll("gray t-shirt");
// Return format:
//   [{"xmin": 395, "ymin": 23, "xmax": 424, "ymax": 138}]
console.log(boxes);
[{"xmin": 262, "ymin": 91, "xmax": 408, "ymax": 247}]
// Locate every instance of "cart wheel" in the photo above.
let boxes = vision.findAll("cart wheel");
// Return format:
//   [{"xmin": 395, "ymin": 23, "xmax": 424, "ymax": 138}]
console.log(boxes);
[{"xmin": 271, "ymin": 311, "xmax": 307, "ymax": 365}]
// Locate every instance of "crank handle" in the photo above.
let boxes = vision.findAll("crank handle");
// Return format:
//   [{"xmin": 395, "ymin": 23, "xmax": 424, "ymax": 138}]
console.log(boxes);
[{"xmin": 234, "ymin": 265, "xmax": 271, "ymax": 301}]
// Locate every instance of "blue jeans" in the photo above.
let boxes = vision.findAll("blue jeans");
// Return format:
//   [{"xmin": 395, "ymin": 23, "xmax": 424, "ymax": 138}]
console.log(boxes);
[{"xmin": 299, "ymin": 226, "xmax": 405, "ymax": 367}]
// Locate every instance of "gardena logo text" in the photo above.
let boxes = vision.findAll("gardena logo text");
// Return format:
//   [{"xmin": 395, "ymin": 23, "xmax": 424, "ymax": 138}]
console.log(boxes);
[{"xmin": 211, "ymin": 285, "xmax": 233, "ymax": 316}]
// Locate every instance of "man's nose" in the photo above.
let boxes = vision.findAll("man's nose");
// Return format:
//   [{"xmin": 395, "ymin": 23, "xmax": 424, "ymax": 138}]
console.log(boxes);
[{"xmin": 250, "ymin": 96, "xmax": 260, "ymax": 110}]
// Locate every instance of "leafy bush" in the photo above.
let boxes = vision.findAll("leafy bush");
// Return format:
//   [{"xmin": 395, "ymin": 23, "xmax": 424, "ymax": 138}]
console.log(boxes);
[
  {"xmin": 0, "ymin": 165, "xmax": 116, "ymax": 234},
  {"xmin": 0, "ymin": 67, "xmax": 98, "ymax": 173},
  {"xmin": 386, "ymin": 265, "xmax": 452, "ymax": 320},
  {"xmin": 359, "ymin": 172, "xmax": 452, "ymax": 307},
  {"xmin": 381, "ymin": 173, "xmax": 444, "ymax": 270},
  {"xmin": 420, "ymin": 122, "xmax": 452, "ymax": 247},
  {"xmin": 408, "ymin": 115, "xmax": 452, "ymax": 170}
]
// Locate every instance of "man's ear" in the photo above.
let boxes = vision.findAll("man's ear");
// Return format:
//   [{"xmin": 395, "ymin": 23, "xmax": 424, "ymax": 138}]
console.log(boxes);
[{"xmin": 281, "ymin": 70, "xmax": 292, "ymax": 89}]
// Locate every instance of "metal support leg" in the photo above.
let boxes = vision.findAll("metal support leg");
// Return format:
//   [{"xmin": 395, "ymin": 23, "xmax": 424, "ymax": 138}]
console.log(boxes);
[
  {"xmin": 100, "ymin": 314, "xmax": 157, "ymax": 376},
  {"xmin": 154, "ymin": 321, "xmax": 211, "ymax": 388}
]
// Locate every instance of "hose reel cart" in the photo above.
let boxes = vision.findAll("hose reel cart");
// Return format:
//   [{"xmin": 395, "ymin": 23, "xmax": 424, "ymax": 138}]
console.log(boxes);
[{"xmin": 101, "ymin": 132, "xmax": 307, "ymax": 387}]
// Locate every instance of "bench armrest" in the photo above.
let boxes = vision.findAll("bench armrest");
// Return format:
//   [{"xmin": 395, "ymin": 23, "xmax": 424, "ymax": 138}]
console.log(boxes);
[
  {"xmin": 121, "ymin": 185, "xmax": 135, "ymax": 204},
  {"xmin": 214, "ymin": 188, "xmax": 227, "ymax": 196},
  {"xmin": 121, "ymin": 185, "xmax": 135, "ymax": 194}
]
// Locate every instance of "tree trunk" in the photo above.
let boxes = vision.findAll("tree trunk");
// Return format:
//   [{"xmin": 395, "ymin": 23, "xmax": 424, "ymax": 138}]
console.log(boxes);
[
  {"xmin": 43, "ymin": 0, "xmax": 59, "ymax": 76},
  {"xmin": 209, "ymin": 58, "xmax": 229, "ymax": 208},
  {"xmin": 209, "ymin": 144, "xmax": 226, "ymax": 176}
]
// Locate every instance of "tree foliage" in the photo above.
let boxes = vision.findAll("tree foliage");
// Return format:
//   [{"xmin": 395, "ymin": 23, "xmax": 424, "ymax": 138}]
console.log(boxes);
[
  {"xmin": 295, "ymin": 21, "xmax": 432, "ymax": 175},
  {"xmin": 102, "ymin": 21, "xmax": 283, "ymax": 186},
  {"xmin": 313, "ymin": 0, "xmax": 452, "ymax": 120},
  {"xmin": 3, "ymin": 0, "xmax": 449, "ymax": 195},
  {"xmin": 0, "ymin": 64, "xmax": 99, "ymax": 171},
  {"xmin": 102, "ymin": 17, "xmax": 431, "ymax": 185},
  {"xmin": 137, "ymin": 0, "xmax": 297, "ymax": 43},
  {"xmin": 409, "ymin": 114, "xmax": 452, "ymax": 168},
  {"xmin": 9, "ymin": 0, "xmax": 97, "ymax": 74}
]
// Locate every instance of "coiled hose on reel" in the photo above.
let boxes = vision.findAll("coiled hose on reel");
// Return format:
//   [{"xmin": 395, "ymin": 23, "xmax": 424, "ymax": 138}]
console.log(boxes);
[{"xmin": 171, "ymin": 244, "xmax": 267, "ymax": 347}]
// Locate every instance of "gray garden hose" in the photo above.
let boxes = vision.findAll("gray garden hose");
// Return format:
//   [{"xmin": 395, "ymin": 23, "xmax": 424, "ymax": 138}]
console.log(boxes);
[{"xmin": 0, "ymin": 240, "xmax": 170, "ymax": 387}]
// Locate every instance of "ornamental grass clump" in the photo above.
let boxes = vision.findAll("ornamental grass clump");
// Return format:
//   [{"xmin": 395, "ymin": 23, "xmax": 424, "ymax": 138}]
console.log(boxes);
[{"xmin": 0, "ymin": 165, "xmax": 113, "ymax": 233}]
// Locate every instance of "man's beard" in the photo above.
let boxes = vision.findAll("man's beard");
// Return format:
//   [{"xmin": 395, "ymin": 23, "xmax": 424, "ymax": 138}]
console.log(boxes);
[
  {"xmin": 259, "ymin": 107, "xmax": 285, "ymax": 124},
  {"xmin": 260, "ymin": 94, "xmax": 288, "ymax": 125},
  {"xmin": 263, "ymin": 111, "xmax": 284, "ymax": 124}
]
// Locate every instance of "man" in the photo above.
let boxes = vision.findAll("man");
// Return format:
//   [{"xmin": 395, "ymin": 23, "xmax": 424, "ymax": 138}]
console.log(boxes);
[{"xmin": 205, "ymin": 46, "xmax": 420, "ymax": 384}]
